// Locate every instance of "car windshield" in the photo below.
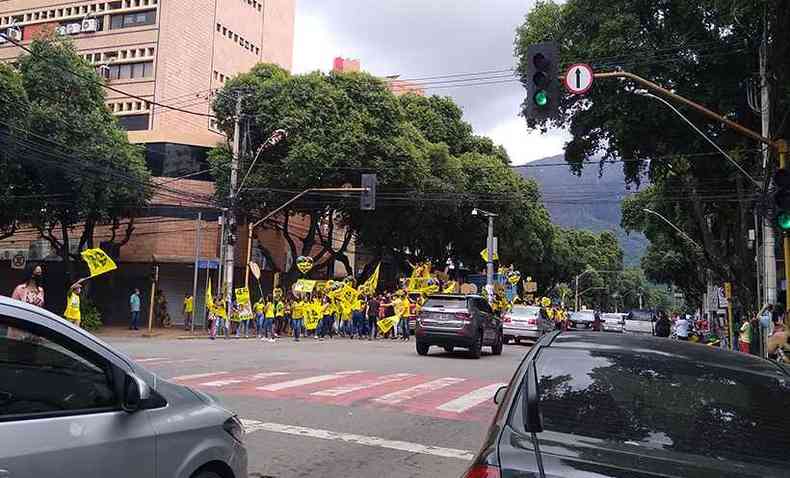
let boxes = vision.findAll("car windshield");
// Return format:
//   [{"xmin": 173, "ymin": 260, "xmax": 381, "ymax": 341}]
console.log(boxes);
[
  {"xmin": 511, "ymin": 307, "xmax": 539, "ymax": 318},
  {"xmin": 510, "ymin": 348, "xmax": 790, "ymax": 467},
  {"xmin": 423, "ymin": 297, "xmax": 467, "ymax": 309}
]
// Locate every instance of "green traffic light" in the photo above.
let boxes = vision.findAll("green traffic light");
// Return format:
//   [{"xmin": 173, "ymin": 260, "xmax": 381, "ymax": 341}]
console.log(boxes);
[
  {"xmin": 778, "ymin": 212, "xmax": 790, "ymax": 231},
  {"xmin": 534, "ymin": 90, "xmax": 548, "ymax": 107}
]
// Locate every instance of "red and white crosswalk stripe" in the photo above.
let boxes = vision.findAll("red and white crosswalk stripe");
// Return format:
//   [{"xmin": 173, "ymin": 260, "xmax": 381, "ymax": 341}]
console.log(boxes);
[
  {"xmin": 311, "ymin": 373, "xmax": 415, "ymax": 397},
  {"xmin": 436, "ymin": 382, "xmax": 506, "ymax": 413},
  {"xmin": 372, "ymin": 377, "xmax": 466, "ymax": 405},
  {"xmin": 257, "ymin": 371, "xmax": 364, "ymax": 391}
]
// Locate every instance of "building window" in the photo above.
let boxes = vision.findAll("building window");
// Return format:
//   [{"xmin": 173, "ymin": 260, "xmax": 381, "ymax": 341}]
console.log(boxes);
[
  {"xmin": 110, "ymin": 10, "xmax": 156, "ymax": 29},
  {"xmin": 105, "ymin": 61, "xmax": 154, "ymax": 80},
  {"xmin": 117, "ymin": 114, "xmax": 150, "ymax": 131}
]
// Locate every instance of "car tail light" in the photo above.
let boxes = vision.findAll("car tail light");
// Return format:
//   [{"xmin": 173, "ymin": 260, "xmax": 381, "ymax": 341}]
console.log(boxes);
[
  {"xmin": 454, "ymin": 312, "xmax": 472, "ymax": 322},
  {"xmin": 463, "ymin": 464, "xmax": 501, "ymax": 478},
  {"xmin": 527, "ymin": 318, "xmax": 537, "ymax": 325},
  {"xmin": 502, "ymin": 315, "xmax": 511, "ymax": 323}
]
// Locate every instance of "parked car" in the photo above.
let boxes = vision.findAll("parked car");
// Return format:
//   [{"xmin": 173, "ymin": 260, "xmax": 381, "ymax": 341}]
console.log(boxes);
[
  {"xmin": 503, "ymin": 305, "xmax": 552, "ymax": 344},
  {"xmin": 601, "ymin": 312, "xmax": 625, "ymax": 333},
  {"xmin": 625, "ymin": 309, "xmax": 656, "ymax": 335},
  {"xmin": 462, "ymin": 331, "xmax": 790, "ymax": 478},
  {"xmin": 568, "ymin": 310, "xmax": 596, "ymax": 329},
  {"xmin": 0, "ymin": 296, "xmax": 248, "ymax": 478},
  {"xmin": 415, "ymin": 294, "xmax": 503, "ymax": 358}
]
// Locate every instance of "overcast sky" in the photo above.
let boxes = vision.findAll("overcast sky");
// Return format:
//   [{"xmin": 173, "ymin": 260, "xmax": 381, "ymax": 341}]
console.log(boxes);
[{"xmin": 292, "ymin": 0, "xmax": 570, "ymax": 165}]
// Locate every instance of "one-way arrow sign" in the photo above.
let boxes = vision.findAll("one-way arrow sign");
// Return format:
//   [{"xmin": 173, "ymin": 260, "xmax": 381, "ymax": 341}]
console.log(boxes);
[{"xmin": 564, "ymin": 64, "xmax": 594, "ymax": 95}]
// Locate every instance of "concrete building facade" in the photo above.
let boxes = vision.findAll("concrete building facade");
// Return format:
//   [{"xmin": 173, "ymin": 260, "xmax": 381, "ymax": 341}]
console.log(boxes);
[{"xmin": 0, "ymin": 0, "xmax": 295, "ymax": 325}]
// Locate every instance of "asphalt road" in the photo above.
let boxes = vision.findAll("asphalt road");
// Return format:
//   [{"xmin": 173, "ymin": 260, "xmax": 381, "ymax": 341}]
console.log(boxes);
[{"xmin": 106, "ymin": 334, "xmax": 531, "ymax": 478}]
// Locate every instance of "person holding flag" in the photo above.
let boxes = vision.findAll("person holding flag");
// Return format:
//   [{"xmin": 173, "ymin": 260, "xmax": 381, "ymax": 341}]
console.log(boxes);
[{"xmin": 63, "ymin": 282, "xmax": 83, "ymax": 327}]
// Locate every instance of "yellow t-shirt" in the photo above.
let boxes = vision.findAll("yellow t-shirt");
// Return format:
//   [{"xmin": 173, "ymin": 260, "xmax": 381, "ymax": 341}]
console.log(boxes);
[
  {"xmin": 293, "ymin": 301, "xmax": 304, "ymax": 319},
  {"xmin": 265, "ymin": 302, "xmax": 275, "ymax": 318},
  {"xmin": 254, "ymin": 302, "xmax": 264, "ymax": 314},
  {"xmin": 184, "ymin": 296, "xmax": 194, "ymax": 313},
  {"xmin": 64, "ymin": 292, "xmax": 81, "ymax": 324}
]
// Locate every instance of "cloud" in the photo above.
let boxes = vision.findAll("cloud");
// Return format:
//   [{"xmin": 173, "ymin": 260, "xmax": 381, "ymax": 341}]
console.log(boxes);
[{"xmin": 293, "ymin": 0, "xmax": 567, "ymax": 162}]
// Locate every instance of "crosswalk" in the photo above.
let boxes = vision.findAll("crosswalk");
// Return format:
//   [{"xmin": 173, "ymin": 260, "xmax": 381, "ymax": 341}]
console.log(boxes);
[{"xmin": 165, "ymin": 367, "xmax": 505, "ymax": 423}]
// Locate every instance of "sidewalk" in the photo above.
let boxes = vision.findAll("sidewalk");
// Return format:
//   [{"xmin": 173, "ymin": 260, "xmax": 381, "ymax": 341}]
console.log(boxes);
[{"xmin": 95, "ymin": 325, "xmax": 210, "ymax": 340}]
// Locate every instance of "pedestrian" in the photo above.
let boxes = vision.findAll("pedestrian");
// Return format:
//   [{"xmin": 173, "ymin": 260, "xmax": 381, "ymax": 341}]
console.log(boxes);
[
  {"xmin": 283, "ymin": 298, "xmax": 293, "ymax": 337},
  {"xmin": 12, "ymin": 264, "xmax": 45, "ymax": 308},
  {"xmin": 264, "ymin": 295, "xmax": 276, "ymax": 342},
  {"xmin": 380, "ymin": 294, "xmax": 395, "ymax": 339},
  {"xmin": 183, "ymin": 293, "xmax": 193, "ymax": 331},
  {"xmin": 592, "ymin": 311, "xmax": 603, "ymax": 332},
  {"xmin": 292, "ymin": 295, "xmax": 304, "ymax": 342},
  {"xmin": 318, "ymin": 296, "xmax": 332, "ymax": 340},
  {"xmin": 675, "ymin": 314, "xmax": 690, "ymax": 341},
  {"xmin": 351, "ymin": 296, "xmax": 365, "ymax": 339},
  {"xmin": 738, "ymin": 316, "xmax": 752, "ymax": 354},
  {"xmin": 63, "ymin": 282, "xmax": 83, "ymax": 328},
  {"xmin": 397, "ymin": 293, "xmax": 411, "ymax": 341},
  {"xmin": 255, "ymin": 298, "xmax": 265, "ymax": 340},
  {"xmin": 129, "ymin": 288, "xmax": 142, "ymax": 330},
  {"xmin": 367, "ymin": 294, "xmax": 380, "ymax": 340},
  {"xmin": 275, "ymin": 296, "xmax": 285, "ymax": 336},
  {"xmin": 655, "ymin": 312, "xmax": 671, "ymax": 338}
]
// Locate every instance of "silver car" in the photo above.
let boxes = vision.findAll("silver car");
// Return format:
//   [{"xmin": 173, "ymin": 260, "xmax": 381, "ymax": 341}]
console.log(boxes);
[
  {"xmin": 624, "ymin": 309, "xmax": 656, "ymax": 335},
  {"xmin": 0, "ymin": 296, "xmax": 247, "ymax": 478},
  {"xmin": 503, "ymin": 305, "xmax": 551, "ymax": 344},
  {"xmin": 568, "ymin": 310, "xmax": 596, "ymax": 329},
  {"xmin": 601, "ymin": 313, "xmax": 625, "ymax": 333}
]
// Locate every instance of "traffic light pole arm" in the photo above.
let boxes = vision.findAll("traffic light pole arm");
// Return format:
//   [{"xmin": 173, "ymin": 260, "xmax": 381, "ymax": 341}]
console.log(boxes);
[
  {"xmin": 593, "ymin": 71, "xmax": 777, "ymax": 149},
  {"xmin": 244, "ymin": 187, "xmax": 369, "ymax": 289}
]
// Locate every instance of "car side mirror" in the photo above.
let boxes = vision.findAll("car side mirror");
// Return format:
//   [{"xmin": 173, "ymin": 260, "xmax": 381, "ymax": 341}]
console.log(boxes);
[
  {"xmin": 522, "ymin": 362, "xmax": 543, "ymax": 433},
  {"xmin": 123, "ymin": 373, "xmax": 151, "ymax": 413},
  {"xmin": 493, "ymin": 385, "xmax": 507, "ymax": 405}
]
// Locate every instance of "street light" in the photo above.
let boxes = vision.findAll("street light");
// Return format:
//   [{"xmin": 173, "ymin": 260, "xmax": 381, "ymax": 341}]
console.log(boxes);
[
  {"xmin": 472, "ymin": 208, "xmax": 498, "ymax": 296},
  {"xmin": 641, "ymin": 208, "xmax": 703, "ymax": 251}
]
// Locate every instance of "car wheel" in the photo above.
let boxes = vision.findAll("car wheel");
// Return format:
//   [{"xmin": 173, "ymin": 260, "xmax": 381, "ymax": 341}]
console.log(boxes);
[
  {"xmin": 416, "ymin": 342, "xmax": 430, "ymax": 356},
  {"xmin": 491, "ymin": 332, "xmax": 503, "ymax": 355},
  {"xmin": 470, "ymin": 332, "xmax": 483, "ymax": 359},
  {"xmin": 192, "ymin": 471, "xmax": 222, "ymax": 478},
  {"xmin": 443, "ymin": 345, "xmax": 454, "ymax": 353}
]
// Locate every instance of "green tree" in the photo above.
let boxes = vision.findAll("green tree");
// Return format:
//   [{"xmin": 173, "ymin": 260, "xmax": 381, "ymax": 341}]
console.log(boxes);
[
  {"xmin": 0, "ymin": 62, "xmax": 31, "ymax": 239},
  {"xmin": 13, "ymin": 36, "xmax": 150, "ymax": 281}
]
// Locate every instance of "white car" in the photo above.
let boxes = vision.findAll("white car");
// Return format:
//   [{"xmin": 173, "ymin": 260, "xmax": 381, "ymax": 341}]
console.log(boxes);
[
  {"xmin": 601, "ymin": 313, "xmax": 625, "ymax": 333},
  {"xmin": 624, "ymin": 309, "xmax": 656, "ymax": 335},
  {"xmin": 503, "ymin": 305, "xmax": 552, "ymax": 344}
]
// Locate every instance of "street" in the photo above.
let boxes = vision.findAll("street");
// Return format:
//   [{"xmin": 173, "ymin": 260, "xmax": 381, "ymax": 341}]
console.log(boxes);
[{"xmin": 107, "ymin": 335, "xmax": 529, "ymax": 478}]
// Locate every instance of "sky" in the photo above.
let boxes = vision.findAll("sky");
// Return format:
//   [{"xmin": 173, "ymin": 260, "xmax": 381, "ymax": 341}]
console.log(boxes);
[{"xmin": 292, "ymin": 0, "xmax": 570, "ymax": 165}]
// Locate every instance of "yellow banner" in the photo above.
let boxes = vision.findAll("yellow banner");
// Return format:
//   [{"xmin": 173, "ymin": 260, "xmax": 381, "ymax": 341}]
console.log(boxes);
[
  {"xmin": 235, "ymin": 287, "xmax": 252, "ymax": 320},
  {"xmin": 294, "ymin": 279, "xmax": 317, "ymax": 294},
  {"xmin": 80, "ymin": 248, "xmax": 117, "ymax": 278},
  {"xmin": 377, "ymin": 315, "xmax": 399, "ymax": 334},
  {"xmin": 480, "ymin": 249, "xmax": 499, "ymax": 262},
  {"xmin": 359, "ymin": 263, "xmax": 380, "ymax": 295}
]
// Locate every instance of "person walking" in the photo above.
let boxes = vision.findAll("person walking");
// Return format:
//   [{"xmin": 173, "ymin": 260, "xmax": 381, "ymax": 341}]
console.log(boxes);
[
  {"xmin": 12, "ymin": 264, "xmax": 45, "ymax": 308},
  {"xmin": 183, "ymin": 293, "xmax": 193, "ymax": 331},
  {"xmin": 255, "ymin": 298, "xmax": 265, "ymax": 340},
  {"xmin": 264, "ymin": 296, "xmax": 276, "ymax": 342},
  {"xmin": 396, "ymin": 293, "xmax": 411, "ymax": 341},
  {"xmin": 129, "ymin": 289, "xmax": 142, "ymax": 330},
  {"xmin": 63, "ymin": 282, "xmax": 83, "ymax": 328},
  {"xmin": 351, "ymin": 296, "xmax": 365, "ymax": 339},
  {"xmin": 367, "ymin": 295, "xmax": 380, "ymax": 340},
  {"xmin": 292, "ymin": 296, "xmax": 304, "ymax": 342},
  {"xmin": 275, "ymin": 297, "xmax": 285, "ymax": 337}
]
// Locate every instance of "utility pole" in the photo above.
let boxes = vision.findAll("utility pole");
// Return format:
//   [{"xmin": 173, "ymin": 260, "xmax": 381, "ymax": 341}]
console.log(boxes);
[
  {"xmin": 191, "ymin": 212, "xmax": 202, "ymax": 334},
  {"xmin": 760, "ymin": 23, "xmax": 777, "ymax": 307},
  {"xmin": 224, "ymin": 95, "xmax": 243, "ymax": 319},
  {"xmin": 486, "ymin": 214, "xmax": 495, "ymax": 294}
]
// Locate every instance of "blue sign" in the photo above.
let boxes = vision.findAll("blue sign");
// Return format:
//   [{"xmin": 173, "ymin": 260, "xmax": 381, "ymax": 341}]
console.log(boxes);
[{"xmin": 198, "ymin": 260, "xmax": 219, "ymax": 270}]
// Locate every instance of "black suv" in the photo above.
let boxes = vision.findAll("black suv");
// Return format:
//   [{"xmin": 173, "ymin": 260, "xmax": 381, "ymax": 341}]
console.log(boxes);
[
  {"xmin": 414, "ymin": 294, "xmax": 503, "ymax": 358},
  {"xmin": 462, "ymin": 332, "xmax": 790, "ymax": 477}
]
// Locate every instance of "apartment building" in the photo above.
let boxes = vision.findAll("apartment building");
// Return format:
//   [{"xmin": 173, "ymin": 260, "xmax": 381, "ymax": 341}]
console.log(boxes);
[{"xmin": 0, "ymin": 0, "xmax": 295, "ymax": 325}]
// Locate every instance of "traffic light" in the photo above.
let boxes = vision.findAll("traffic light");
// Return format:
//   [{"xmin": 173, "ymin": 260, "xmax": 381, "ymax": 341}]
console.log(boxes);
[
  {"xmin": 774, "ymin": 169, "xmax": 790, "ymax": 232},
  {"xmin": 524, "ymin": 41, "xmax": 560, "ymax": 122},
  {"xmin": 360, "ymin": 174, "xmax": 377, "ymax": 211}
]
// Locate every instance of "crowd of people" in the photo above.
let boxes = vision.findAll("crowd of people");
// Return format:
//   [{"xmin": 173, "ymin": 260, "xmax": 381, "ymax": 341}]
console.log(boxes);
[{"xmin": 203, "ymin": 290, "xmax": 421, "ymax": 342}]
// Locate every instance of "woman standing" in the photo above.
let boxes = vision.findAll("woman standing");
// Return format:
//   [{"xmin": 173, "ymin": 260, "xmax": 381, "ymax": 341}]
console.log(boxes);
[{"xmin": 12, "ymin": 264, "xmax": 45, "ymax": 308}]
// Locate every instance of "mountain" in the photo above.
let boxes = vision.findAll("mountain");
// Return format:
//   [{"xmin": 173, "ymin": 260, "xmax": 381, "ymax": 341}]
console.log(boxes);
[{"xmin": 514, "ymin": 155, "xmax": 648, "ymax": 266}]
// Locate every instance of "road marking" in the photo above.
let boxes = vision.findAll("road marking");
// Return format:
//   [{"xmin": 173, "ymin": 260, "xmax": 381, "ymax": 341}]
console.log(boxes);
[
  {"xmin": 373, "ymin": 377, "xmax": 466, "ymax": 405},
  {"xmin": 311, "ymin": 373, "xmax": 414, "ymax": 397},
  {"xmin": 436, "ymin": 383, "xmax": 506, "ymax": 413},
  {"xmin": 241, "ymin": 420, "xmax": 474, "ymax": 461},
  {"xmin": 169, "ymin": 371, "xmax": 228, "ymax": 381},
  {"xmin": 251, "ymin": 372, "xmax": 290, "ymax": 380},
  {"xmin": 257, "ymin": 371, "xmax": 365, "ymax": 391},
  {"xmin": 200, "ymin": 379, "xmax": 243, "ymax": 387}
]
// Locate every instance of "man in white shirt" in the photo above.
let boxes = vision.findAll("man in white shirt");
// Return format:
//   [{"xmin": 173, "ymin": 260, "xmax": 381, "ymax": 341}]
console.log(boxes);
[{"xmin": 675, "ymin": 315, "xmax": 690, "ymax": 341}]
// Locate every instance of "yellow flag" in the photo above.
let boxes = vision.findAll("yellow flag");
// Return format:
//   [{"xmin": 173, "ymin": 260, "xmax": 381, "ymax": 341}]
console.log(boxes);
[
  {"xmin": 80, "ymin": 248, "xmax": 117, "ymax": 278},
  {"xmin": 359, "ymin": 263, "xmax": 380, "ymax": 295},
  {"xmin": 377, "ymin": 315, "xmax": 399, "ymax": 334},
  {"xmin": 480, "ymin": 249, "xmax": 499, "ymax": 262},
  {"xmin": 206, "ymin": 278, "xmax": 214, "ymax": 310}
]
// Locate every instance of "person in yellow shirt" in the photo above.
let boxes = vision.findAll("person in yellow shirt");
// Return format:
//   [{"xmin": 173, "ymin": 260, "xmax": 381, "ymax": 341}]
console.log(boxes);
[
  {"xmin": 63, "ymin": 283, "xmax": 83, "ymax": 327},
  {"xmin": 254, "ymin": 299, "xmax": 265, "ymax": 340},
  {"xmin": 291, "ymin": 296, "xmax": 304, "ymax": 342},
  {"xmin": 183, "ymin": 293, "xmax": 194, "ymax": 331},
  {"xmin": 319, "ymin": 296, "xmax": 335, "ymax": 340},
  {"xmin": 396, "ymin": 293, "xmax": 411, "ymax": 341},
  {"xmin": 263, "ymin": 296, "xmax": 276, "ymax": 342}
]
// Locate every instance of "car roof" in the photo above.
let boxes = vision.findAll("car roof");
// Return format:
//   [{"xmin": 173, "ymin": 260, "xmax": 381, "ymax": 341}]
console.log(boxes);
[
  {"xmin": 548, "ymin": 331, "xmax": 785, "ymax": 377},
  {"xmin": 428, "ymin": 294, "xmax": 481, "ymax": 299}
]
